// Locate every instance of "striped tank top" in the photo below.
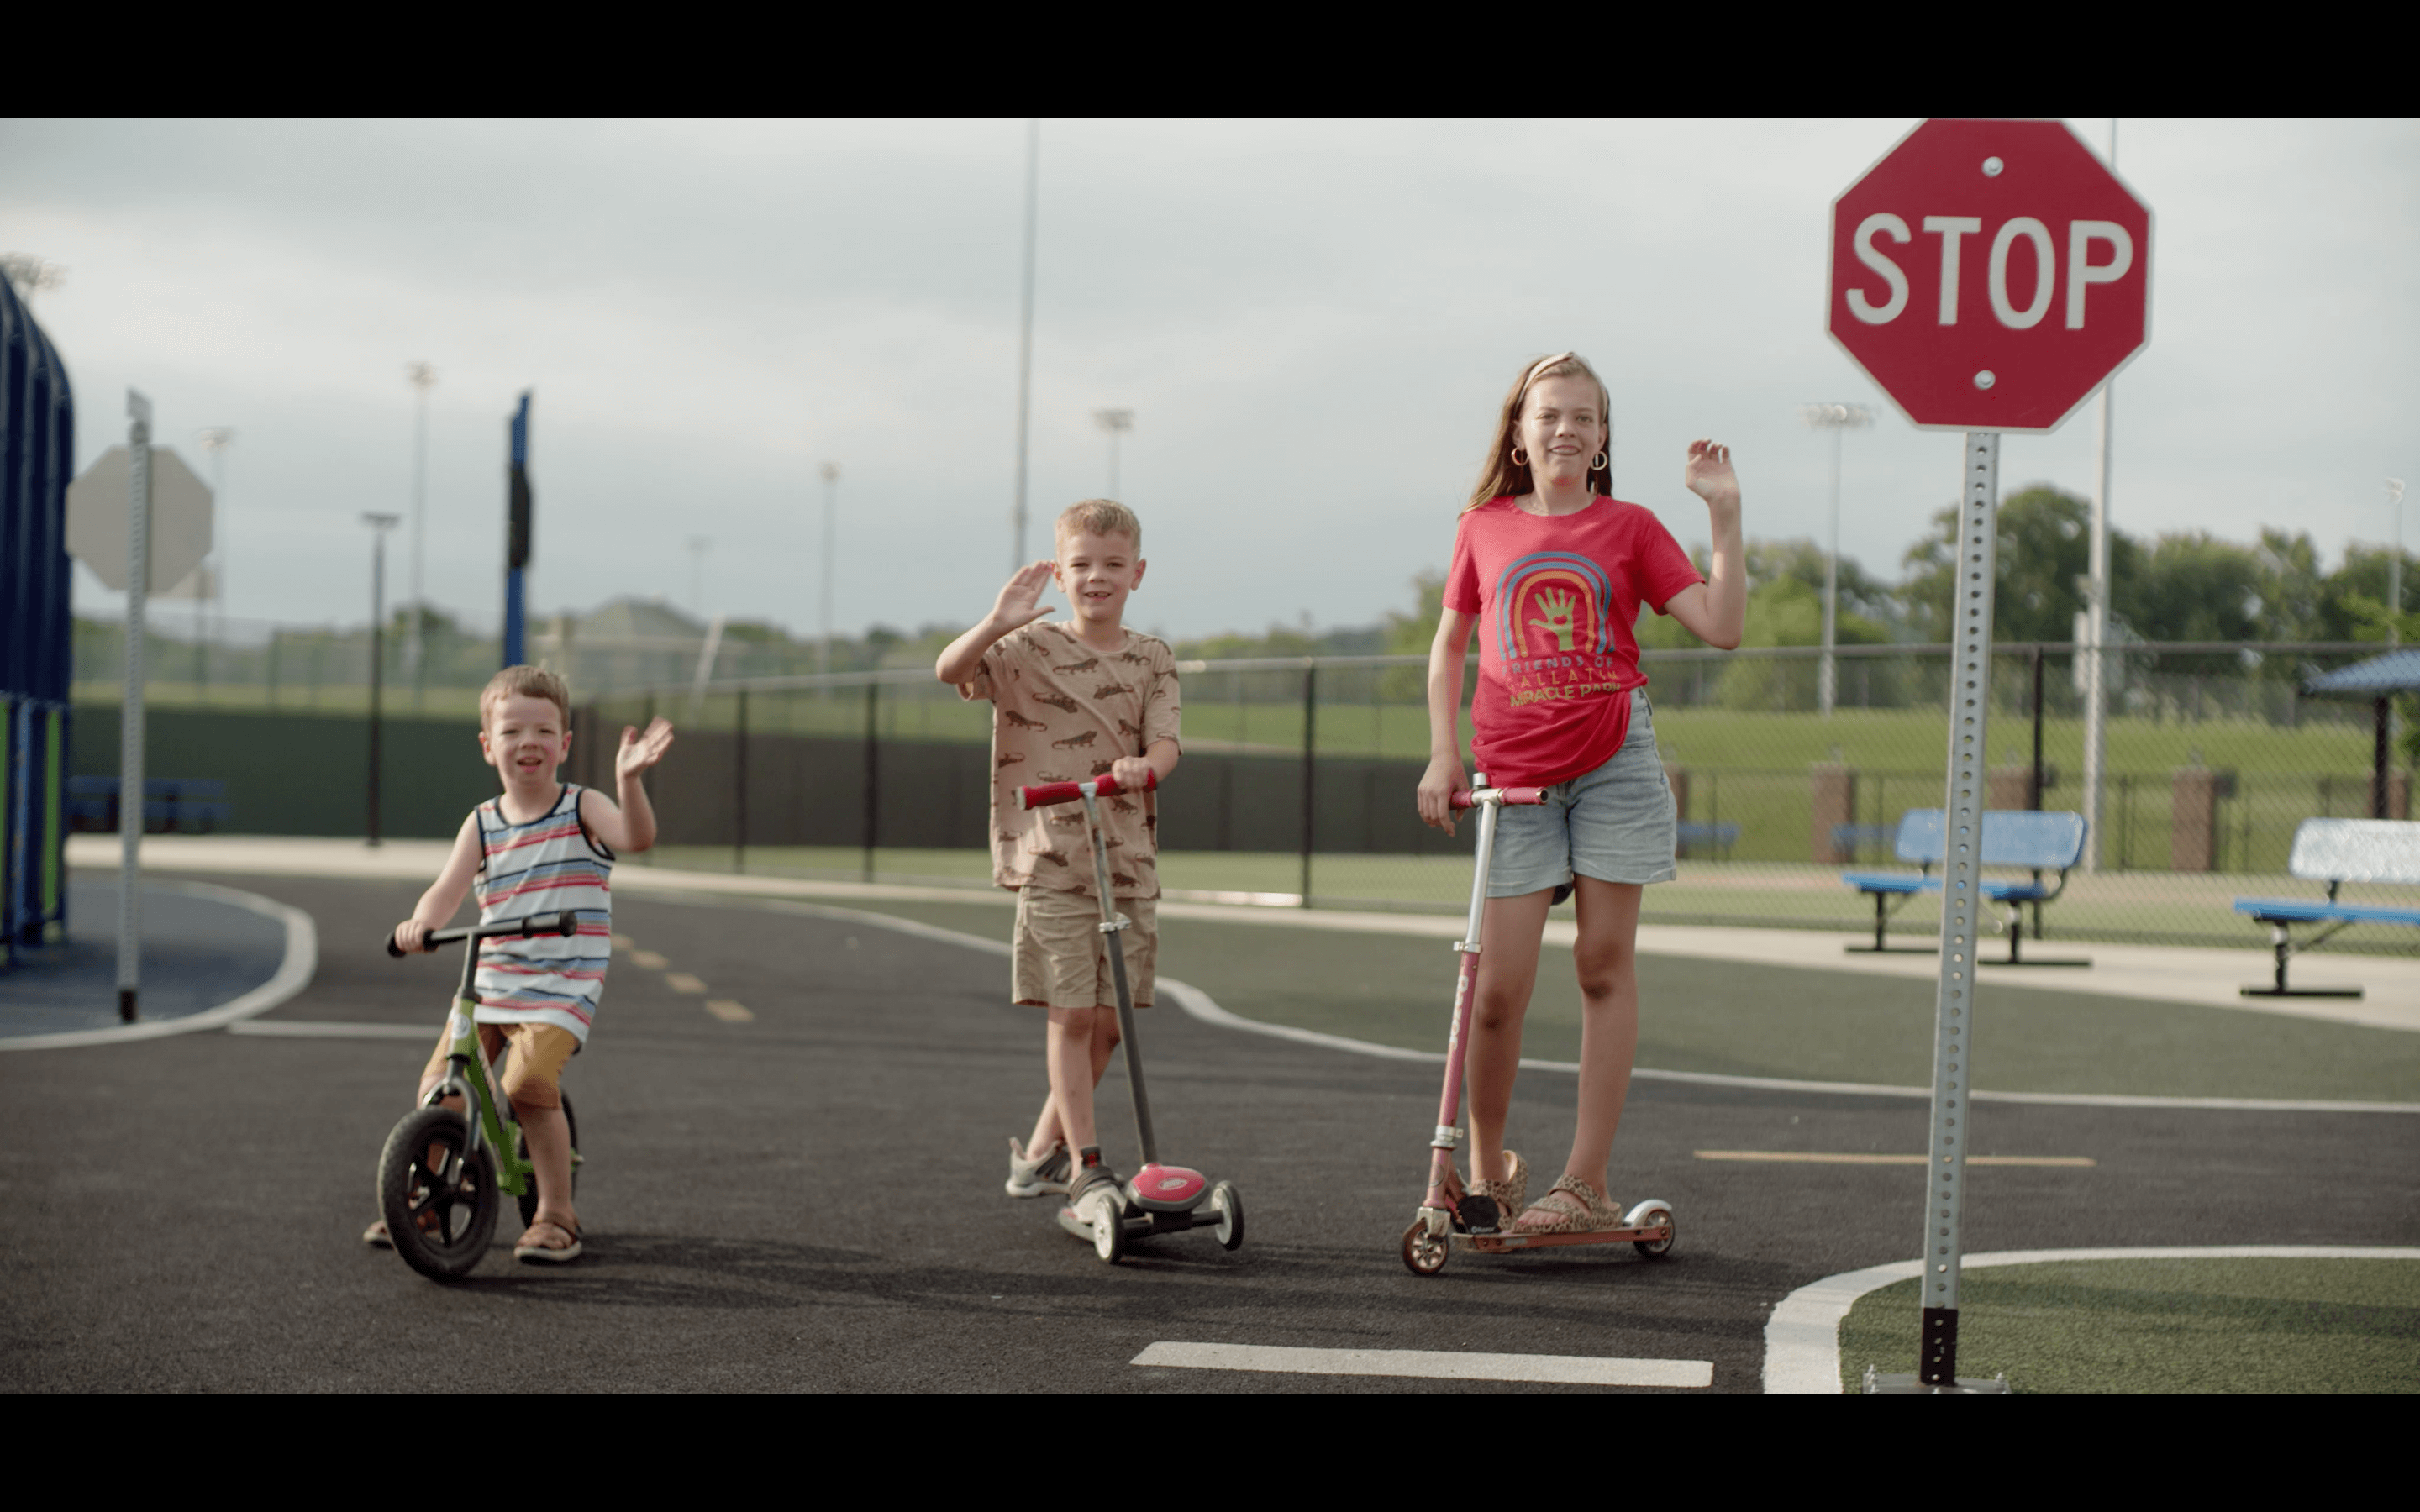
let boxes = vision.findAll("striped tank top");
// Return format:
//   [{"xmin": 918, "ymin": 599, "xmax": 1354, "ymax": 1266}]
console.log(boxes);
[{"xmin": 471, "ymin": 784, "xmax": 614, "ymax": 1042}]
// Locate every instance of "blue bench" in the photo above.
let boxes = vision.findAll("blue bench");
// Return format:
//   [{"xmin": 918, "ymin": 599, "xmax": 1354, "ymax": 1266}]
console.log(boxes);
[
  {"xmin": 66, "ymin": 776, "xmax": 232, "ymax": 834},
  {"xmin": 1831, "ymin": 822, "xmax": 1895, "ymax": 857},
  {"xmin": 1841, "ymin": 809, "xmax": 2091, "ymax": 966},
  {"xmin": 2235, "ymin": 818, "xmax": 2420, "ymax": 999},
  {"xmin": 1676, "ymin": 821, "xmax": 1739, "ymax": 859}
]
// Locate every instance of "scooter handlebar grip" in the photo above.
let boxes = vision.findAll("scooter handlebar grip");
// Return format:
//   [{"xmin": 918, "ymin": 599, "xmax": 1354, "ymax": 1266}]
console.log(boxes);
[
  {"xmin": 1018, "ymin": 769, "xmax": 1159, "ymax": 810},
  {"xmin": 385, "ymin": 932, "xmax": 407, "ymax": 958},
  {"xmin": 1449, "ymin": 785, "xmax": 1548, "ymax": 809}
]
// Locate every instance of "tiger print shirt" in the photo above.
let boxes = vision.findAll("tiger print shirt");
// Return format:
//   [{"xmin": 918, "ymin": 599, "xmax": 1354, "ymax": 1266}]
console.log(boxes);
[{"xmin": 960, "ymin": 621, "xmax": 1181, "ymax": 897}]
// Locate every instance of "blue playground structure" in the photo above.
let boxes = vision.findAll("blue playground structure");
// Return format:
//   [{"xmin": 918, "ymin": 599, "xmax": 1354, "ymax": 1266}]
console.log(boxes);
[{"xmin": 2, "ymin": 276, "xmax": 75, "ymax": 967}]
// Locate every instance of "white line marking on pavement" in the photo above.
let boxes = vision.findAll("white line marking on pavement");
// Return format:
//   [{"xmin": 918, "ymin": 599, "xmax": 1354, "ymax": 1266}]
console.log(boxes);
[
  {"xmin": 1696, "ymin": 1151, "xmax": 2096, "ymax": 1167},
  {"xmin": 2, "ymin": 880, "xmax": 318, "ymax": 1053},
  {"xmin": 226, "ymin": 1021, "xmax": 433, "ymax": 1040},
  {"xmin": 665, "ymin": 900, "xmax": 2420, "ymax": 1116},
  {"xmin": 1132, "ymin": 1341, "xmax": 1712, "ymax": 1388},
  {"xmin": 1760, "ymin": 1245, "xmax": 2420, "ymax": 1395}
]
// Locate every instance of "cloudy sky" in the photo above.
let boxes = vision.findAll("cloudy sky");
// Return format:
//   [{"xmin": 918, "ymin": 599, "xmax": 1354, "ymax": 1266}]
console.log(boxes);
[{"xmin": 5, "ymin": 118, "xmax": 2413, "ymax": 643}]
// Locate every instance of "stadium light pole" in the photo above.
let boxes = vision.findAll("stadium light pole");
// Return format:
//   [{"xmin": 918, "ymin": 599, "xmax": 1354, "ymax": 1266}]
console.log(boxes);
[
  {"xmin": 1010, "ymin": 118, "xmax": 1039, "ymax": 571},
  {"xmin": 2080, "ymin": 118, "xmax": 2121, "ymax": 873},
  {"xmin": 688, "ymin": 535, "xmax": 710, "ymax": 619},
  {"xmin": 197, "ymin": 428, "xmax": 234, "ymax": 699},
  {"xmin": 819, "ymin": 462, "xmax": 840, "ymax": 679},
  {"xmin": 363, "ymin": 512, "xmax": 401, "ymax": 848},
  {"xmin": 2390, "ymin": 477, "xmax": 2407, "ymax": 648},
  {"xmin": 406, "ymin": 362, "xmax": 435, "ymax": 711},
  {"xmin": 1800, "ymin": 402, "xmax": 1870, "ymax": 718},
  {"xmin": 1093, "ymin": 408, "xmax": 1134, "ymax": 499}
]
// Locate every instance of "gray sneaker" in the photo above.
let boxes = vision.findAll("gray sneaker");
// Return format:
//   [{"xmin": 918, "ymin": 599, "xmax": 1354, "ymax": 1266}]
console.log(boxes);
[{"xmin": 1006, "ymin": 1137, "xmax": 1071, "ymax": 1198}]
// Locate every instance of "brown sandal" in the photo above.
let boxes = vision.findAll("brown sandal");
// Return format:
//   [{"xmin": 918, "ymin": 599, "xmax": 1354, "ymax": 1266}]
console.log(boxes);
[
  {"xmin": 513, "ymin": 1218, "xmax": 584, "ymax": 1264},
  {"xmin": 1514, "ymin": 1174, "xmax": 1623, "ymax": 1234},
  {"xmin": 1466, "ymin": 1149, "xmax": 1528, "ymax": 1228}
]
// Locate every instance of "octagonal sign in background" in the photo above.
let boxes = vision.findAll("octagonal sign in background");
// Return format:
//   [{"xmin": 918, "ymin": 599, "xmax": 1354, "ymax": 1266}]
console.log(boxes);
[{"xmin": 1828, "ymin": 118, "xmax": 2151, "ymax": 433}]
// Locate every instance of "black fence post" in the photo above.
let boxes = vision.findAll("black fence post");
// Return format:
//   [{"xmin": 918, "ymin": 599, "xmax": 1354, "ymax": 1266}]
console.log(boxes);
[
  {"xmin": 1300, "ymin": 661, "xmax": 1316, "ymax": 907},
  {"xmin": 734, "ymin": 687, "xmax": 748, "ymax": 874},
  {"xmin": 863, "ymin": 678, "xmax": 880, "ymax": 882},
  {"xmin": 2375, "ymin": 696, "xmax": 2391, "ymax": 819},
  {"xmin": 2029, "ymin": 645, "xmax": 2045, "ymax": 811}
]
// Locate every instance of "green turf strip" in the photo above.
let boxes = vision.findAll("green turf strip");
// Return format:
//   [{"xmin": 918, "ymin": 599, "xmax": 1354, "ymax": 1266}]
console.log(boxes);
[
  {"xmin": 809, "ymin": 899, "xmax": 2420, "ymax": 1104},
  {"xmin": 1839, "ymin": 1258, "xmax": 2420, "ymax": 1394}
]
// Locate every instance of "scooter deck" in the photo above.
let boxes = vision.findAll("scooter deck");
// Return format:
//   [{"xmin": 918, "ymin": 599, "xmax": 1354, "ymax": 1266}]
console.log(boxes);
[
  {"xmin": 1056, "ymin": 1206, "xmax": 1221, "ymax": 1241},
  {"xmin": 1456, "ymin": 1222, "xmax": 1668, "ymax": 1252}
]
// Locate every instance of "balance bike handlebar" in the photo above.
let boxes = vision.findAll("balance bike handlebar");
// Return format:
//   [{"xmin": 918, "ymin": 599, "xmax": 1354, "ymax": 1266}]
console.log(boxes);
[
  {"xmin": 1018, "ymin": 769, "xmax": 1159, "ymax": 811},
  {"xmin": 386, "ymin": 911, "xmax": 581, "ymax": 958},
  {"xmin": 1451, "ymin": 785, "xmax": 1546, "ymax": 809}
]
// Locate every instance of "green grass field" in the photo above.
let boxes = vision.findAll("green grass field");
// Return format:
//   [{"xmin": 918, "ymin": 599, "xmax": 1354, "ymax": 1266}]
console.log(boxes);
[
  {"xmin": 1839, "ymin": 1258, "xmax": 2420, "ymax": 1393},
  {"xmin": 765, "ymin": 897, "xmax": 2420, "ymax": 1104}
]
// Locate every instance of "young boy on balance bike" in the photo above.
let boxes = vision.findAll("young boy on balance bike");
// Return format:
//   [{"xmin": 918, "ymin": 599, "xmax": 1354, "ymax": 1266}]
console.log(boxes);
[{"xmin": 366, "ymin": 665, "xmax": 673, "ymax": 1263}]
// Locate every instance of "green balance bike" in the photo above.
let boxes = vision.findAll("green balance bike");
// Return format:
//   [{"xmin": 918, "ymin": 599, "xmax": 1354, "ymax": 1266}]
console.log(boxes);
[{"xmin": 376, "ymin": 911, "xmax": 583, "ymax": 1282}]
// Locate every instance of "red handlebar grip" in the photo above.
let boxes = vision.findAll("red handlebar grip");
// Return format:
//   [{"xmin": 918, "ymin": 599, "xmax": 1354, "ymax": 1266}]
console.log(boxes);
[
  {"xmin": 1018, "ymin": 769, "xmax": 1159, "ymax": 811},
  {"xmin": 1449, "ymin": 785, "xmax": 1548, "ymax": 809}
]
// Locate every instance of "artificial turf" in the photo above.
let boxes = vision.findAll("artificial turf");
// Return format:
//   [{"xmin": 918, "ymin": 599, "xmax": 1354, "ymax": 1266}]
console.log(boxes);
[{"xmin": 1838, "ymin": 1257, "xmax": 2420, "ymax": 1394}]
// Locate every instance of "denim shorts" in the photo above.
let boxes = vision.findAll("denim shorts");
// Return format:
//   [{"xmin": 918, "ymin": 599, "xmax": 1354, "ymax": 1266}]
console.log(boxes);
[{"xmin": 1485, "ymin": 689, "xmax": 1676, "ymax": 896}]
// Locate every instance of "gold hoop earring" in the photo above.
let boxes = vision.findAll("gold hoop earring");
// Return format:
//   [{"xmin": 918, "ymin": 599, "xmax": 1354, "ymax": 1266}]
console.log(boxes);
[
  {"xmin": 1511, "ymin": 445, "xmax": 1528, "ymax": 467},
  {"xmin": 1591, "ymin": 451, "xmax": 1608, "ymax": 472}
]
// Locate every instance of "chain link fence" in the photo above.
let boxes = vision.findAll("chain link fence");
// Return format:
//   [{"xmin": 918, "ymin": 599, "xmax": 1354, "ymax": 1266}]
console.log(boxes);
[{"xmin": 560, "ymin": 642, "xmax": 2414, "ymax": 954}]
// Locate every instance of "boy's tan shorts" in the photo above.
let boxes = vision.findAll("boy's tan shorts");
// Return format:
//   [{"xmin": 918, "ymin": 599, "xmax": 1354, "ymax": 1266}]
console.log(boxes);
[
  {"xmin": 1013, "ymin": 886, "xmax": 1155, "ymax": 1011},
  {"xmin": 419, "ymin": 1021, "xmax": 579, "ymax": 1110}
]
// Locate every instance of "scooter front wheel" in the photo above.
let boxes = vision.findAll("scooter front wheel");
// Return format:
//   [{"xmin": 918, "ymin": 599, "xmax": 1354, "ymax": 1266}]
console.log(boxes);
[
  {"xmin": 1210, "ymin": 1181, "xmax": 1244, "ymax": 1252},
  {"xmin": 1400, "ymin": 1218, "xmax": 1449, "ymax": 1277},
  {"xmin": 378, "ymin": 1107, "xmax": 497, "ymax": 1282}
]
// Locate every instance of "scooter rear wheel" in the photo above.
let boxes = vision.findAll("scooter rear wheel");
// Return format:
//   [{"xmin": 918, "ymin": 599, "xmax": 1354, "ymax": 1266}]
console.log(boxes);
[
  {"xmin": 1400, "ymin": 1218, "xmax": 1449, "ymax": 1276},
  {"xmin": 1092, "ymin": 1199, "xmax": 1125, "ymax": 1264},
  {"xmin": 377, "ymin": 1107, "xmax": 497, "ymax": 1282}
]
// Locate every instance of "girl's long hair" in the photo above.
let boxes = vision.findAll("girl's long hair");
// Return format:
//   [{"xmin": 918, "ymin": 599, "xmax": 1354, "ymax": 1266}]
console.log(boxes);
[{"xmin": 1462, "ymin": 351, "xmax": 1614, "ymax": 512}]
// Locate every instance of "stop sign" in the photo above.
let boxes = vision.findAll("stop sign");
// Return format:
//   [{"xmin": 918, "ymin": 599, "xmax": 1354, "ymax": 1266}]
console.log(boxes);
[
  {"xmin": 66, "ymin": 444, "xmax": 214, "ymax": 592},
  {"xmin": 1828, "ymin": 118, "xmax": 2151, "ymax": 432}
]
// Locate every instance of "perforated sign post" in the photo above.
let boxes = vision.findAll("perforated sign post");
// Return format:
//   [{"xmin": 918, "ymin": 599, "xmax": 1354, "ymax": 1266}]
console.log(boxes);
[{"xmin": 1825, "ymin": 118, "xmax": 2151, "ymax": 1393}]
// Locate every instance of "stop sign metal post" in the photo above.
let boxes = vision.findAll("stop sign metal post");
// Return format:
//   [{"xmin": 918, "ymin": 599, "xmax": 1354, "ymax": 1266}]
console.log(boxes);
[
  {"xmin": 65, "ymin": 396, "xmax": 216, "ymax": 1023},
  {"xmin": 1827, "ymin": 119, "xmax": 2151, "ymax": 1393}
]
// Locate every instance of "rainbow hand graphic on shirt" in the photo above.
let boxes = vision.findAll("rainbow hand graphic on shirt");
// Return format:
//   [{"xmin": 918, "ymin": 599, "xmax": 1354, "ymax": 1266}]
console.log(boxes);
[
  {"xmin": 1528, "ymin": 588, "xmax": 1581, "ymax": 652},
  {"xmin": 1493, "ymin": 552, "xmax": 1624, "ymax": 708}
]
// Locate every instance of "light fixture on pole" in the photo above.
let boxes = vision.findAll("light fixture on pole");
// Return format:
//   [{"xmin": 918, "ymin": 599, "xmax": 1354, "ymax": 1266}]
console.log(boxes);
[
  {"xmin": 819, "ymin": 463, "xmax": 840, "ymax": 680},
  {"xmin": 1799, "ymin": 402, "xmax": 1870, "ymax": 717},
  {"xmin": 1092, "ymin": 408, "xmax": 1134, "ymax": 499},
  {"xmin": 362, "ymin": 512, "xmax": 401, "ymax": 848},
  {"xmin": 405, "ymin": 362, "xmax": 435, "ymax": 710}
]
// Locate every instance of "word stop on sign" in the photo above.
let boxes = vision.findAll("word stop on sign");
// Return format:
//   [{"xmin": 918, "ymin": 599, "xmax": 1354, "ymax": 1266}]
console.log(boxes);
[{"xmin": 1827, "ymin": 118, "xmax": 2152, "ymax": 433}]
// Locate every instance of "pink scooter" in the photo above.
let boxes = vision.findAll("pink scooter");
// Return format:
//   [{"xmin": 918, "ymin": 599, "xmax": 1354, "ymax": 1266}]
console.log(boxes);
[
  {"xmin": 1399, "ymin": 774, "xmax": 1676, "ymax": 1276},
  {"xmin": 1017, "ymin": 771, "xmax": 1244, "ymax": 1265}
]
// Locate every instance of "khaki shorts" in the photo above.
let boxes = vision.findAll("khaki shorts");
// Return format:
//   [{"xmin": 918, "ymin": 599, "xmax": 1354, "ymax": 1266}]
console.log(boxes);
[
  {"xmin": 419, "ymin": 1021, "xmax": 580, "ymax": 1111},
  {"xmin": 1013, "ymin": 886, "xmax": 1155, "ymax": 1011}
]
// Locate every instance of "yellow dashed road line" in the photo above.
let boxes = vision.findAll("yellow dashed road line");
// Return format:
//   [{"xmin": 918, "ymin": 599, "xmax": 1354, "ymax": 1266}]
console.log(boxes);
[
  {"xmin": 704, "ymin": 1000, "xmax": 754, "ymax": 1023},
  {"xmin": 664, "ymin": 972, "xmax": 706, "ymax": 994},
  {"xmin": 628, "ymin": 949, "xmax": 669, "ymax": 969}
]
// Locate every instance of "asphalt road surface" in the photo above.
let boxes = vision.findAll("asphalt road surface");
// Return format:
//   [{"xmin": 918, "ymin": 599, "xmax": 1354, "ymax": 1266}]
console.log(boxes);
[{"xmin": 4, "ymin": 872, "xmax": 2413, "ymax": 1393}]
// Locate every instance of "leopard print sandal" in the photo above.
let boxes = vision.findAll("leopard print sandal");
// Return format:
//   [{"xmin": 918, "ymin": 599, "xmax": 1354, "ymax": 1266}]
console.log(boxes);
[
  {"xmin": 1514, "ymin": 1173, "xmax": 1623, "ymax": 1234},
  {"xmin": 1466, "ymin": 1148, "xmax": 1528, "ymax": 1229}
]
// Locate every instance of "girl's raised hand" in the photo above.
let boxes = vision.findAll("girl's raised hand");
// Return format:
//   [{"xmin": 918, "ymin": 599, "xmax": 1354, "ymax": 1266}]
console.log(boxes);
[
  {"xmin": 1683, "ymin": 439, "xmax": 1739, "ymax": 508},
  {"xmin": 991, "ymin": 561, "xmax": 1057, "ymax": 632},
  {"xmin": 617, "ymin": 717, "xmax": 676, "ymax": 777}
]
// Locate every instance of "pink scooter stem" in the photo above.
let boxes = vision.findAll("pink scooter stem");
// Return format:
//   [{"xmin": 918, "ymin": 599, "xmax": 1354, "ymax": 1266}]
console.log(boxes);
[{"xmin": 1422, "ymin": 775, "xmax": 1546, "ymax": 1215}]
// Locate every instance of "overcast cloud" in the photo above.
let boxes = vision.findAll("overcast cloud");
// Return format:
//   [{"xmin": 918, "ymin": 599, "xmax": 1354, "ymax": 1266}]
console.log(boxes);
[{"xmin": 4, "ymin": 117, "xmax": 2413, "ymax": 643}]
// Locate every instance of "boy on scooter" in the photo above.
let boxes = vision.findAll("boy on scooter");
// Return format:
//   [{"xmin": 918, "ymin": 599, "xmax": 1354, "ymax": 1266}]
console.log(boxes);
[
  {"xmin": 936, "ymin": 500, "xmax": 1181, "ymax": 1224},
  {"xmin": 365, "ymin": 665, "xmax": 674, "ymax": 1263}
]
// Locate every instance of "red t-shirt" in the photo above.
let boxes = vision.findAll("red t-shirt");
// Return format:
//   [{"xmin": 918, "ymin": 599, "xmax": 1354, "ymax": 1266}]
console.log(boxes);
[{"xmin": 1442, "ymin": 496, "xmax": 1703, "ymax": 788}]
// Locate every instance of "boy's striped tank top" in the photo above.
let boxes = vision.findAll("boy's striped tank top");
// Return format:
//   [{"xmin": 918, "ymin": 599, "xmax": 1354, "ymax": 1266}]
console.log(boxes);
[{"xmin": 471, "ymin": 784, "xmax": 613, "ymax": 1043}]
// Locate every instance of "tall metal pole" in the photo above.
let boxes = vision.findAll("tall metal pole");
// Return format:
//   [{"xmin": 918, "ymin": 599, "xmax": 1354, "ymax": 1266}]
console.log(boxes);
[
  {"xmin": 406, "ymin": 362, "xmax": 434, "ymax": 711},
  {"xmin": 1011, "ymin": 118, "xmax": 1039, "ymax": 570},
  {"xmin": 197, "ymin": 428, "xmax": 234, "ymax": 701},
  {"xmin": 1801, "ymin": 403, "xmax": 1870, "ymax": 719},
  {"xmin": 118, "ymin": 390, "xmax": 153, "ymax": 1023},
  {"xmin": 1093, "ymin": 408, "xmax": 1134, "ymax": 498},
  {"xmin": 819, "ymin": 462, "xmax": 839, "ymax": 680},
  {"xmin": 2389, "ymin": 477, "xmax": 2406, "ymax": 647},
  {"xmin": 1919, "ymin": 431, "xmax": 2001, "ymax": 1390},
  {"xmin": 364, "ymin": 513, "xmax": 399, "ymax": 846},
  {"xmin": 2081, "ymin": 119, "xmax": 2118, "ymax": 874},
  {"xmin": 505, "ymin": 393, "xmax": 531, "ymax": 668}
]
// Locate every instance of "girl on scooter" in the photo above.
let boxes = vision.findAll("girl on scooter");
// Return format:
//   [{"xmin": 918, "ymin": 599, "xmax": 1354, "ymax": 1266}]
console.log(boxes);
[{"xmin": 1414, "ymin": 352, "xmax": 1744, "ymax": 1235}]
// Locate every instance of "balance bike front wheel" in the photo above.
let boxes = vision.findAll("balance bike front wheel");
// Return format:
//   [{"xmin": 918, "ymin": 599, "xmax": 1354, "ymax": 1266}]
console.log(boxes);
[{"xmin": 378, "ymin": 1107, "xmax": 498, "ymax": 1282}]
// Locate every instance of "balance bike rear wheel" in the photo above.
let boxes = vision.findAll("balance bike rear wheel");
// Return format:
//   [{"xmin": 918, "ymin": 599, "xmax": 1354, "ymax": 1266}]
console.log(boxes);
[
  {"xmin": 377, "ymin": 1107, "xmax": 498, "ymax": 1282},
  {"xmin": 513, "ymin": 1094, "xmax": 579, "ymax": 1231},
  {"xmin": 1400, "ymin": 1218, "xmax": 1449, "ymax": 1276}
]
